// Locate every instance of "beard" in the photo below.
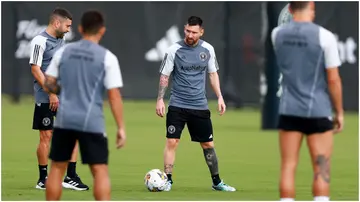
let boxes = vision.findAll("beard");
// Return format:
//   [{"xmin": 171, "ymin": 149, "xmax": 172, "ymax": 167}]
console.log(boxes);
[
  {"xmin": 55, "ymin": 30, "xmax": 66, "ymax": 39},
  {"xmin": 185, "ymin": 38, "xmax": 198, "ymax": 46}
]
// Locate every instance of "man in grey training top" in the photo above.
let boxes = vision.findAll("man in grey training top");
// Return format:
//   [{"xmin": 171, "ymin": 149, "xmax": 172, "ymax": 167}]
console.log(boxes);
[
  {"xmin": 155, "ymin": 16, "xmax": 236, "ymax": 192},
  {"xmin": 44, "ymin": 10, "xmax": 126, "ymax": 200},
  {"xmin": 272, "ymin": 1, "xmax": 344, "ymax": 201},
  {"xmin": 29, "ymin": 7, "xmax": 88, "ymax": 191}
]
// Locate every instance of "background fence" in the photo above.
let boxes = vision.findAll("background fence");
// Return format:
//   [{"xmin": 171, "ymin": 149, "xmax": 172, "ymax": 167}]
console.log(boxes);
[{"xmin": 2, "ymin": 2, "xmax": 358, "ymax": 112}]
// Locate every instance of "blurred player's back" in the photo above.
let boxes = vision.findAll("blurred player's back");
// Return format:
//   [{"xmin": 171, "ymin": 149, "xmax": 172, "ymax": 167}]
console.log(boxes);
[
  {"xmin": 272, "ymin": 22, "xmax": 339, "ymax": 118},
  {"xmin": 54, "ymin": 40, "xmax": 118, "ymax": 133}
]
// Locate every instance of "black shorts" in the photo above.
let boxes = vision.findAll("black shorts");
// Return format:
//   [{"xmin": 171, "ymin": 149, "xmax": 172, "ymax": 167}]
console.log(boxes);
[
  {"xmin": 166, "ymin": 106, "xmax": 213, "ymax": 142},
  {"xmin": 32, "ymin": 103, "xmax": 57, "ymax": 130},
  {"xmin": 49, "ymin": 128, "xmax": 109, "ymax": 165},
  {"xmin": 277, "ymin": 115, "xmax": 334, "ymax": 135}
]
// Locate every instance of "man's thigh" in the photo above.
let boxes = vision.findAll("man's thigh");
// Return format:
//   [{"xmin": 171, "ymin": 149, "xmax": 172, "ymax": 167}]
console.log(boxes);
[
  {"xmin": 187, "ymin": 109, "xmax": 213, "ymax": 143},
  {"xmin": 277, "ymin": 115, "xmax": 334, "ymax": 135},
  {"xmin": 166, "ymin": 106, "xmax": 187, "ymax": 139},
  {"xmin": 78, "ymin": 131, "xmax": 109, "ymax": 165},
  {"xmin": 32, "ymin": 103, "xmax": 56, "ymax": 131},
  {"xmin": 49, "ymin": 128, "xmax": 77, "ymax": 162}
]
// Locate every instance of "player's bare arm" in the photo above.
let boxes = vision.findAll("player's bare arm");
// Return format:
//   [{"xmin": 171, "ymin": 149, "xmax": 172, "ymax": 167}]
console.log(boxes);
[
  {"xmin": 209, "ymin": 72, "xmax": 225, "ymax": 115},
  {"xmin": 327, "ymin": 67, "xmax": 344, "ymax": 133},
  {"xmin": 108, "ymin": 88, "xmax": 126, "ymax": 149},
  {"xmin": 32, "ymin": 65, "xmax": 59, "ymax": 111},
  {"xmin": 44, "ymin": 76, "xmax": 60, "ymax": 95},
  {"xmin": 157, "ymin": 74, "xmax": 169, "ymax": 100},
  {"xmin": 31, "ymin": 65, "xmax": 47, "ymax": 89},
  {"xmin": 156, "ymin": 74, "xmax": 169, "ymax": 117}
]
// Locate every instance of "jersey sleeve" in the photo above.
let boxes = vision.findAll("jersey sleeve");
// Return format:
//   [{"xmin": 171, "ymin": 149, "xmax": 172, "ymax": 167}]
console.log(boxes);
[
  {"xmin": 159, "ymin": 47, "xmax": 176, "ymax": 76},
  {"xmin": 319, "ymin": 27, "xmax": 342, "ymax": 68},
  {"xmin": 45, "ymin": 46, "xmax": 66, "ymax": 78},
  {"xmin": 201, "ymin": 42, "xmax": 219, "ymax": 73},
  {"xmin": 29, "ymin": 35, "xmax": 47, "ymax": 67},
  {"xmin": 207, "ymin": 45, "xmax": 219, "ymax": 73},
  {"xmin": 104, "ymin": 50, "xmax": 123, "ymax": 89}
]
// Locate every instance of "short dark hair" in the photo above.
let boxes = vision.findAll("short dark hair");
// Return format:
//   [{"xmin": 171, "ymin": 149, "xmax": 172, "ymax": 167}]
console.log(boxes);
[
  {"xmin": 187, "ymin": 16, "xmax": 203, "ymax": 27},
  {"xmin": 80, "ymin": 10, "xmax": 105, "ymax": 35},
  {"xmin": 289, "ymin": 1, "xmax": 310, "ymax": 11},
  {"xmin": 50, "ymin": 7, "xmax": 72, "ymax": 22}
]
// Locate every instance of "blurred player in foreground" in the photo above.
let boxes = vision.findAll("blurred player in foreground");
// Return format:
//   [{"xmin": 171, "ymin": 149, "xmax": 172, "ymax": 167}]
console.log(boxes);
[
  {"xmin": 155, "ymin": 16, "xmax": 236, "ymax": 192},
  {"xmin": 44, "ymin": 10, "xmax": 126, "ymax": 200},
  {"xmin": 272, "ymin": 1, "xmax": 343, "ymax": 201},
  {"xmin": 29, "ymin": 7, "xmax": 89, "ymax": 191}
]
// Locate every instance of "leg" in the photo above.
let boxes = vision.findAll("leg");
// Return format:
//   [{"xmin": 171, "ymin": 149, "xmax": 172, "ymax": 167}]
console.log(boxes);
[
  {"xmin": 163, "ymin": 106, "xmax": 186, "ymax": 191},
  {"xmin": 187, "ymin": 109, "xmax": 235, "ymax": 191},
  {"xmin": 67, "ymin": 141, "xmax": 79, "ymax": 178},
  {"xmin": 46, "ymin": 128, "xmax": 77, "ymax": 200},
  {"xmin": 306, "ymin": 131, "xmax": 333, "ymax": 200},
  {"xmin": 32, "ymin": 103, "xmax": 55, "ymax": 189},
  {"xmin": 78, "ymin": 130, "xmax": 109, "ymax": 200},
  {"xmin": 164, "ymin": 138, "xmax": 180, "ymax": 182},
  {"xmin": 199, "ymin": 141, "xmax": 221, "ymax": 185},
  {"xmin": 89, "ymin": 164, "xmax": 110, "ymax": 200},
  {"xmin": 36, "ymin": 130, "xmax": 52, "ymax": 188},
  {"xmin": 279, "ymin": 130, "xmax": 303, "ymax": 200},
  {"xmin": 46, "ymin": 161, "xmax": 67, "ymax": 200}
]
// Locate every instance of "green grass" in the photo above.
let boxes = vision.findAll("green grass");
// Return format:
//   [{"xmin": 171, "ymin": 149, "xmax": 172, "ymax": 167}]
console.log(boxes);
[{"xmin": 1, "ymin": 95, "xmax": 358, "ymax": 201}]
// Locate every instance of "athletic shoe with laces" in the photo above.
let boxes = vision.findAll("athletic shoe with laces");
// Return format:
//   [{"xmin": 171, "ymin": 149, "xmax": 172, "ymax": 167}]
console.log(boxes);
[{"xmin": 62, "ymin": 175, "xmax": 89, "ymax": 191}]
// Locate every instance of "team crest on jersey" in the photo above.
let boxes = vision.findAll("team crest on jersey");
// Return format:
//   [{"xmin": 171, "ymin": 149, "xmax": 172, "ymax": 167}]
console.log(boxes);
[{"xmin": 199, "ymin": 52, "xmax": 207, "ymax": 61}]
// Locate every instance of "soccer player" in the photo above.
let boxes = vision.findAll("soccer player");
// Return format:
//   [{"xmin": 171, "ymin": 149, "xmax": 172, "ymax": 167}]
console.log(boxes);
[
  {"xmin": 271, "ymin": 2, "xmax": 343, "ymax": 201},
  {"xmin": 29, "ymin": 7, "xmax": 89, "ymax": 191},
  {"xmin": 155, "ymin": 16, "xmax": 236, "ymax": 192},
  {"xmin": 43, "ymin": 10, "xmax": 126, "ymax": 201}
]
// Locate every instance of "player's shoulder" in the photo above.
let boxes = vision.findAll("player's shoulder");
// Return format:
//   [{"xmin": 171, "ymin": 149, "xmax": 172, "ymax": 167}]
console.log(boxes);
[
  {"xmin": 30, "ymin": 34, "xmax": 47, "ymax": 47},
  {"xmin": 166, "ymin": 42, "xmax": 183, "ymax": 55},
  {"xmin": 103, "ymin": 48, "xmax": 119, "ymax": 64},
  {"xmin": 318, "ymin": 25, "xmax": 336, "ymax": 39},
  {"xmin": 200, "ymin": 40, "xmax": 215, "ymax": 52},
  {"xmin": 271, "ymin": 25, "xmax": 285, "ymax": 37}
]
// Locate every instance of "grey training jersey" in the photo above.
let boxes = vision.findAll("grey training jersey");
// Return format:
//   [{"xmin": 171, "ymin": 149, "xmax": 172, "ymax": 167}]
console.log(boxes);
[
  {"xmin": 160, "ymin": 40, "xmax": 219, "ymax": 110},
  {"xmin": 29, "ymin": 31, "xmax": 66, "ymax": 103},
  {"xmin": 45, "ymin": 39, "xmax": 123, "ymax": 134},
  {"xmin": 271, "ymin": 22, "xmax": 341, "ymax": 118}
]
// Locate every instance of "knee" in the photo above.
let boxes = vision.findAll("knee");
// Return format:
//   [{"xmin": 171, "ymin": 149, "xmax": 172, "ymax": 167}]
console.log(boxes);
[
  {"xmin": 281, "ymin": 161, "xmax": 298, "ymax": 173},
  {"xmin": 165, "ymin": 138, "xmax": 179, "ymax": 150},
  {"xmin": 39, "ymin": 130, "xmax": 52, "ymax": 145},
  {"xmin": 90, "ymin": 164, "xmax": 109, "ymax": 178},
  {"xmin": 200, "ymin": 141, "xmax": 214, "ymax": 149}
]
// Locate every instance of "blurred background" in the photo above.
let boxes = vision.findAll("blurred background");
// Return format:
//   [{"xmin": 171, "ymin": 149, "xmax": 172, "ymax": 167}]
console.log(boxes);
[
  {"xmin": 2, "ymin": 1, "xmax": 358, "ymax": 113},
  {"xmin": 1, "ymin": 2, "xmax": 359, "ymax": 201}
]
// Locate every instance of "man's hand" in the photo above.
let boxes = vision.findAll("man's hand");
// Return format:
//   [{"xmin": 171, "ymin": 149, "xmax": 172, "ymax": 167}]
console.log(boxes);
[
  {"xmin": 333, "ymin": 113, "xmax": 344, "ymax": 134},
  {"xmin": 156, "ymin": 99, "xmax": 166, "ymax": 117},
  {"xmin": 49, "ymin": 94, "xmax": 59, "ymax": 111},
  {"xmin": 116, "ymin": 128, "xmax": 126, "ymax": 149},
  {"xmin": 218, "ymin": 96, "xmax": 226, "ymax": 116}
]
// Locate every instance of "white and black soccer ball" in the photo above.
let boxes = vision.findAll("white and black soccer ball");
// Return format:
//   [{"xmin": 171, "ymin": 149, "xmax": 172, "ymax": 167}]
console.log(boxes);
[
  {"xmin": 144, "ymin": 169, "xmax": 168, "ymax": 192},
  {"xmin": 278, "ymin": 3, "xmax": 293, "ymax": 26}
]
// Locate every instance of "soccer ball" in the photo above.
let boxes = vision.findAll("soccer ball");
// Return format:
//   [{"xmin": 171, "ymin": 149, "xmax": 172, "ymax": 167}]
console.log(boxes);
[{"xmin": 144, "ymin": 169, "xmax": 168, "ymax": 192}]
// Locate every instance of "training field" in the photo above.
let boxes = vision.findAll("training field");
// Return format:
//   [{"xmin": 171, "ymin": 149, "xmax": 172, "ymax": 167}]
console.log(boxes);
[{"xmin": 1, "ymin": 96, "xmax": 358, "ymax": 201}]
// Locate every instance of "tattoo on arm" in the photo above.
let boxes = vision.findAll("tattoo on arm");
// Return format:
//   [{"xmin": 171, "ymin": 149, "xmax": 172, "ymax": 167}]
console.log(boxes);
[
  {"xmin": 164, "ymin": 164, "xmax": 173, "ymax": 174},
  {"xmin": 157, "ymin": 74, "xmax": 169, "ymax": 100},
  {"xmin": 45, "ymin": 76, "xmax": 61, "ymax": 94},
  {"xmin": 314, "ymin": 155, "xmax": 330, "ymax": 183}
]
